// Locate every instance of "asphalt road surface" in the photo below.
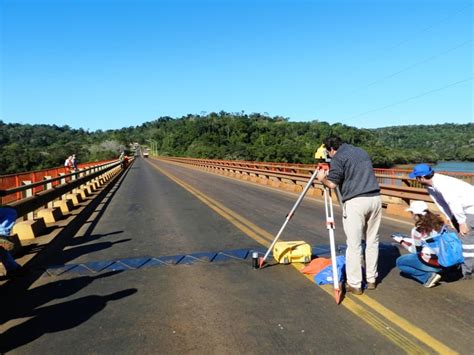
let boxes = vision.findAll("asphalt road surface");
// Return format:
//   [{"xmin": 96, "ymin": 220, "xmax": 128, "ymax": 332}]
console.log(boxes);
[{"xmin": 1, "ymin": 157, "xmax": 472, "ymax": 354}]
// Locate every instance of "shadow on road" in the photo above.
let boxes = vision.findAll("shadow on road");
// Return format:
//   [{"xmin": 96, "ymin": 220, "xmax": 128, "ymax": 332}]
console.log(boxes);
[
  {"xmin": 0, "ymin": 168, "xmax": 138, "ymax": 352},
  {"xmin": 377, "ymin": 245, "xmax": 401, "ymax": 284},
  {"xmin": 46, "ymin": 235, "xmax": 130, "ymax": 266},
  {"xmin": 0, "ymin": 284, "xmax": 136, "ymax": 353},
  {"xmin": 0, "ymin": 271, "xmax": 123, "ymax": 324}
]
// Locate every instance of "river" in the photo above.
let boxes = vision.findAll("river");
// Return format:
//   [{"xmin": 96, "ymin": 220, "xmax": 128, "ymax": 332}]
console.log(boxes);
[
  {"xmin": 432, "ymin": 161, "xmax": 474, "ymax": 173},
  {"xmin": 395, "ymin": 161, "xmax": 474, "ymax": 173}
]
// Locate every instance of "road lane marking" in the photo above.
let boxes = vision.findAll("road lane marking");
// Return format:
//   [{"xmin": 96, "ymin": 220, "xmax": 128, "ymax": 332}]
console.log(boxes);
[
  {"xmin": 151, "ymin": 162, "xmax": 272, "ymax": 246},
  {"xmin": 355, "ymin": 294, "xmax": 458, "ymax": 354},
  {"xmin": 297, "ymin": 269, "xmax": 435, "ymax": 355},
  {"xmin": 156, "ymin": 157, "xmax": 415, "ymax": 227},
  {"xmin": 150, "ymin": 160, "xmax": 457, "ymax": 354}
]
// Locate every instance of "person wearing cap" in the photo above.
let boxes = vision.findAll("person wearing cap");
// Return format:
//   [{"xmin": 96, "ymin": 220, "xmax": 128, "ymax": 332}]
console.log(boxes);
[
  {"xmin": 316, "ymin": 136, "xmax": 382, "ymax": 295},
  {"xmin": 393, "ymin": 201, "xmax": 446, "ymax": 288},
  {"xmin": 409, "ymin": 163, "xmax": 474, "ymax": 279}
]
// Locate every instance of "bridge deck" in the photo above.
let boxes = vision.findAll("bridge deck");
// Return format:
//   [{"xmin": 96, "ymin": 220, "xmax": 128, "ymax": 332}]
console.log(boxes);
[{"xmin": 1, "ymin": 158, "xmax": 472, "ymax": 353}]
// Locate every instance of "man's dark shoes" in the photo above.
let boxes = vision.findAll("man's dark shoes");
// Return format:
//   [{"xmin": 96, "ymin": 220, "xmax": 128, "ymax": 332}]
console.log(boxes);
[
  {"xmin": 367, "ymin": 282, "xmax": 377, "ymax": 290},
  {"xmin": 345, "ymin": 283, "xmax": 363, "ymax": 295},
  {"xmin": 0, "ymin": 236, "xmax": 15, "ymax": 252}
]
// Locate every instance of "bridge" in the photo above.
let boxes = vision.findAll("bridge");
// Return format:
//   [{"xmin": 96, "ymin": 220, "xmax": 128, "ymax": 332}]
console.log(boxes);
[{"xmin": 1, "ymin": 157, "xmax": 473, "ymax": 353}]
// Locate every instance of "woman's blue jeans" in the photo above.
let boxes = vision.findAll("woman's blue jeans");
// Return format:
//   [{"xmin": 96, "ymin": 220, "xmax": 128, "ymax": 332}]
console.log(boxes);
[{"xmin": 396, "ymin": 253, "xmax": 441, "ymax": 284}]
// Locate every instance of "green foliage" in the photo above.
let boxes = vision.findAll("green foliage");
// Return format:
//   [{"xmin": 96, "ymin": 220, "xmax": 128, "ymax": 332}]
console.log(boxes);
[
  {"xmin": 1, "ymin": 117, "xmax": 473, "ymax": 175},
  {"xmin": 0, "ymin": 121, "xmax": 122, "ymax": 174},
  {"xmin": 136, "ymin": 114, "xmax": 472, "ymax": 167},
  {"xmin": 371, "ymin": 123, "xmax": 473, "ymax": 164}
]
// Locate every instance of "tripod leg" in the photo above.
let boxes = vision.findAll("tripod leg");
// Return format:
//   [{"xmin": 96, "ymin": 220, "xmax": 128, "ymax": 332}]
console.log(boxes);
[
  {"xmin": 259, "ymin": 168, "xmax": 319, "ymax": 268},
  {"xmin": 325, "ymin": 188, "xmax": 342, "ymax": 304}
]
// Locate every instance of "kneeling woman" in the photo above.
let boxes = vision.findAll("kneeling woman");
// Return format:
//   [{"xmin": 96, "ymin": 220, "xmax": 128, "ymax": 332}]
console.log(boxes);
[{"xmin": 395, "ymin": 201, "xmax": 446, "ymax": 288}]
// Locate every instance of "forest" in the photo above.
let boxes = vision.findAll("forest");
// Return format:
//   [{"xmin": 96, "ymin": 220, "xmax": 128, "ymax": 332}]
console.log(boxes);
[{"xmin": 1, "ymin": 113, "xmax": 473, "ymax": 175}]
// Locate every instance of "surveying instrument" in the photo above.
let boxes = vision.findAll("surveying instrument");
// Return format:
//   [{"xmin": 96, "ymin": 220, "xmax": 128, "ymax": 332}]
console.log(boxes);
[{"xmin": 258, "ymin": 144, "xmax": 343, "ymax": 304}]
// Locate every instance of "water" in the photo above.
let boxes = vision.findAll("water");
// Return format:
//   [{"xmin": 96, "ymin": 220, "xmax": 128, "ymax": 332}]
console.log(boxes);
[{"xmin": 432, "ymin": 161, "xmax": 474, "ymax": 173}]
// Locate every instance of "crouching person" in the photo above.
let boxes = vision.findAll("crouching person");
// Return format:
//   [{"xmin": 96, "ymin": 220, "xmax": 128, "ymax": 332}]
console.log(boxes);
[
  {"xmin": 393, "ymin": 201, "xmax": 448, "ymax": 288},
  {"xmin": 0, "ymin": 207, "xmax": 23, "ymax": 278}
]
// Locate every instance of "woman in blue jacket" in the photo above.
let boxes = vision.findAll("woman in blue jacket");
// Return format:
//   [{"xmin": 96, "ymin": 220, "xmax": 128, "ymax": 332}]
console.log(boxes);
[{"xmin": 394, "ymin": 201, "xmax": 446, "ymax": 288}]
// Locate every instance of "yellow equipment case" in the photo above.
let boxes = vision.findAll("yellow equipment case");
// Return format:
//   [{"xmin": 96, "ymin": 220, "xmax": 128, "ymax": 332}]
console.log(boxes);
[{"xmin": 273, "ymin": 241, "xmax": 312, "ymax": 264}]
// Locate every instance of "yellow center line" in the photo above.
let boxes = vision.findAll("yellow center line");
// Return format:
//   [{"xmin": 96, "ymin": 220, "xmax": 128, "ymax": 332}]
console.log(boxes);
[
  {"xmin": 355, "ymin": 295, "xmax": 458, "ymax": 354},
  {"xmin": 149, "ymin": 160, "xmax": 457, "ymax": 355},
  {"xmin": 296, "ymin": 267, "xmax": 433, "ymax": 355},
  {"xmin": 151, "ymin": 162, "xmax": 272, "ymax": 247}
]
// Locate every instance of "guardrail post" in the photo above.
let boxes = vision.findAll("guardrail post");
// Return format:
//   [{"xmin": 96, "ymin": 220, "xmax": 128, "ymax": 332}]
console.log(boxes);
[
  {"xmin": 21, "ymin": 180, "xmax": 34, "ymax": 220},
  {"xmin": 43, "ymin": 176, "xmax": 53, "ymax": 208},
  {"xmin": 59, "ymin": 173, "xmax": 67, "ymax": 200}
]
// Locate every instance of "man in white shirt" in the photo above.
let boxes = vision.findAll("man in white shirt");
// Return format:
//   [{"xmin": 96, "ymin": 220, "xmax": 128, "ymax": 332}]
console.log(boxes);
[{"xmin": 409, "ymin": 163, "xmax": 474, "ymax": 279}]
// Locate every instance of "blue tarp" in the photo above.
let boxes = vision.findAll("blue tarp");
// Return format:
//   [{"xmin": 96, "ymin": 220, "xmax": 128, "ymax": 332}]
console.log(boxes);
[{"xmin": 314, "ymin": 255, "xmax": 346, "ymax": 285}]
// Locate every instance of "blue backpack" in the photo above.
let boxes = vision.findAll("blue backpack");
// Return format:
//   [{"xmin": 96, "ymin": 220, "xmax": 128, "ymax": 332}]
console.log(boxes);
[{"xmin": 426, "ymin": 227, "xmax": 464, "ymax": 268}]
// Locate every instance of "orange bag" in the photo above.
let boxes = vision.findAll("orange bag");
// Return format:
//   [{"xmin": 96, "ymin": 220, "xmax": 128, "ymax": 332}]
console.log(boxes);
[{"xmin": 299, "ymin": 257, "xmax": 332, "ymax": 275}]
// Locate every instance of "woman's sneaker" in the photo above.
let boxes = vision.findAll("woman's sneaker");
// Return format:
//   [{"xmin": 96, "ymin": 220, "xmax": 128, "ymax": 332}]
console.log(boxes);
[{"xmin": 424, "ymin": 273, "xmax": 442, "ymax": 288}]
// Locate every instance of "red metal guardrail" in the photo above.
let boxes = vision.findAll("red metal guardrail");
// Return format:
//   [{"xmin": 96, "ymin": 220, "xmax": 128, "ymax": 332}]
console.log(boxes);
[
  {"xmin": 0, "ymin": 160, "xmax": 115, "ymax": 204},
  {"xmin": 155, "ymin": 157, "xmax": 473, "ymax": 218}
]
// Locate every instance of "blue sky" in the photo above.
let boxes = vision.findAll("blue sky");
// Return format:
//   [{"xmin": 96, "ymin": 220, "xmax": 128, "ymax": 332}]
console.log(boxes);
[{"xmin": 1, "ymin": 0, "xmax": 472, "ymax": 131}]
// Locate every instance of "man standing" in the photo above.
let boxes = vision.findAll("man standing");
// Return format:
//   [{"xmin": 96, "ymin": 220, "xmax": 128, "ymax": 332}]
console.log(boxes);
[
  {"xmin": 316, "ymin": 136, "xmax": 382, "ymax": 295},
  {"xmin": 409, "ymin": 164, "xmax": 474, "ymax": 279}
]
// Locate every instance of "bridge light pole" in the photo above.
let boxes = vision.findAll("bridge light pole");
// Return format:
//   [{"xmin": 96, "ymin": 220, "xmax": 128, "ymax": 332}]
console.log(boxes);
[{"xmin": 146, "ymin": 139, "xmax": 158, "ymax": 157}]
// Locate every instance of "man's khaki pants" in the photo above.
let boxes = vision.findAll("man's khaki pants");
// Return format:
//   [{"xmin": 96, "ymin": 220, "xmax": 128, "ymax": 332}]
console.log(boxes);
[{"xmin": 343, "ymin": 195, "xmax": 382, "ymax": 288}]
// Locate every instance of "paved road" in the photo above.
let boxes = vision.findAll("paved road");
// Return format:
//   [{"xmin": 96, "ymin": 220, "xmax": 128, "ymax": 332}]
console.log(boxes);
[{"xmin": 1, "ymin": 157, "xmax": 472, "ymax": 354}]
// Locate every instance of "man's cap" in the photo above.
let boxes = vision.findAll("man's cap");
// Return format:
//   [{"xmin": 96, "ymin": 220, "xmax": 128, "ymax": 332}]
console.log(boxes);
[
  {"xmin": 408, "ymin": 164, "xmax": 433, "ymax": 179},
  {"xmin": 406, "ymin": 200, "xmax": 429, "ymax": 215}
]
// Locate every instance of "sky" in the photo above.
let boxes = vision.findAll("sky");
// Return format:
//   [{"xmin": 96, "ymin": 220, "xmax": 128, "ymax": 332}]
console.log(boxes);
[{"xmin": 0, "ymin": 0, "xmax": 472, "ymax": 131}]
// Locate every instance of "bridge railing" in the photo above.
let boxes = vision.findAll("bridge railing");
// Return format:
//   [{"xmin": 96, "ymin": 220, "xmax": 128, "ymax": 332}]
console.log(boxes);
[
  {"xmin": 0, "ymin": 160, "xmax": 115, "ymax": 204},
  {"xmin": 157, "ymin": 156, "xmax": 474, "ymax": 218},
  {"xmin": 0, "ymin": 160, "xmax": 121, "ymax": 219}
]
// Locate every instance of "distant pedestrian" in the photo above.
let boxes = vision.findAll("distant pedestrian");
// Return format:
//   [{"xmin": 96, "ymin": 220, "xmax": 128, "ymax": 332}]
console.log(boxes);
[
  {"xmin": 316, "ymin": 136, "xmax": 382, "ymax": 295},
  {"xmin": 121, "ymin": 155, "xmax": 129, "ymax": 169},
  {"xmin": 64, "ymin": 155, "xmax": 73, "ymax": 169},
  {"xmin": 71, "ymin": 154, "xmax": 78, "ymax": 171},
  {"xmin": 409, "ymin": 164, "xmax": 474, "ymax": 279}
]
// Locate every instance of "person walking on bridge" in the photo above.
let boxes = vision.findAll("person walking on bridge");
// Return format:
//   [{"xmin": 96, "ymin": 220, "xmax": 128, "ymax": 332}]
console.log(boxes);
[
  {"xmin": 316, "ymin": 136, "xmax": 382, "ymax": 295},
  {"xmin": 409, "ymin": 164, "xmax": 474, "ymax": 279}
]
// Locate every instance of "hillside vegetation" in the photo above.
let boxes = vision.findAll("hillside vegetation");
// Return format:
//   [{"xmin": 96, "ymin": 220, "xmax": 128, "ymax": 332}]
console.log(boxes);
[{"xmin": 1, "ymin": 114, "xmax": 473, "ymax": 175}]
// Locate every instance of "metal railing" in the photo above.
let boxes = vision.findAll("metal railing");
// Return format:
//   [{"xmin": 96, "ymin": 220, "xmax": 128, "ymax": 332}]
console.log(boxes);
[
  {"xmin": 0, "ymin": 160, "xmax": 115, "ymax": 204},
  {"xmin": 0, "ymin": 160, "xmax": 122, "ymax": 219},
  {"xmin": 156, "ymin": 156, "xmax": 473, "ymax": 216}
]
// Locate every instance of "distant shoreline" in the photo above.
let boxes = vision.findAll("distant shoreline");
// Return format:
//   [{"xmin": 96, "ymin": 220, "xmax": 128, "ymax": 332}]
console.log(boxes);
[{"xmin": 393, "ymin": 161, "xmax": 474, "ymax": 173}]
